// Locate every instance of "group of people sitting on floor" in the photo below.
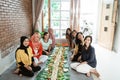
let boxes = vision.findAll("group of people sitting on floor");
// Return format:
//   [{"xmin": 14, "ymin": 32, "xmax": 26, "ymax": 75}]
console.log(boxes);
[
  {"xmin": 14, "ymin": 27, "xmax": 100, "ymax": 78},
  {"xmin": 66, "ymin": 28, "xmax": 100, "ymax": 77},
  {"xmin": 14, "ymin": 28, "xmax": 55, "ymax": 77}
]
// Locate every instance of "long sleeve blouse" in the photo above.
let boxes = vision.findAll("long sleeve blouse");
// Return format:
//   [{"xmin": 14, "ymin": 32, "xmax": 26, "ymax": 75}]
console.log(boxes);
[
  {"xmin": 29, "ymin": 40, "xmax": 43, "ymax": 59},
  {"xmin": 81, "ymin": 46, "xmax": 97, "ymax": 68}
]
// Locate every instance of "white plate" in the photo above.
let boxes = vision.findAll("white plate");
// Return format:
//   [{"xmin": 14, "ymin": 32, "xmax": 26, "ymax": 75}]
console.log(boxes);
[
  {"xmin": 63, "ymin": 68, "xmax": 69, "ymax": 72},
  {"xmin": 63, "ymin": 60, "xmax": 67, "ymax": 63},
  {"xmin": 45, "ymin": 68, "xmax": 48, "ymax": 71}
]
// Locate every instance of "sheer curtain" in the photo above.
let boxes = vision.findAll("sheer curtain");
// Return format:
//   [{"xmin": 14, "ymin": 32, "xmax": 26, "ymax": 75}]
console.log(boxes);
[
  {"xmin": 70, "ymin": 0, "xmax": 80, "ymax": 31},
  {"xmin": 33, "ymin": 0, "xmax": 44, "ymax": 31}
]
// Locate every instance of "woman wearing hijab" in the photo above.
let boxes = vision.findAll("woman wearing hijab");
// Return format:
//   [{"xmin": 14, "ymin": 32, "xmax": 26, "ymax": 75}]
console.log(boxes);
[
  {"xmin": 29, "ymin": 31, "xmax": 48, "ymax": 64},
  {"xmin": 70, "ymin": 36, "xmax": 100, "ymax": 77},
  {"xmin": 15, "ymin": 36, "xmax": 41, "ymax": 77},
  {"xmin": 48, "ymin": 28, "xmax": 56, "ymax": 50}
]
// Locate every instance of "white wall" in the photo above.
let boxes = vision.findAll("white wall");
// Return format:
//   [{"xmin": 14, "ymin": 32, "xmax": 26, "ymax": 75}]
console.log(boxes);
[
  {"xmin": 113, "ymin": 1, "xmax": 120, "ymax": 53},
  {"xmin": 96, "ymin": 0, "xmax": 103, "ymax": 43}
]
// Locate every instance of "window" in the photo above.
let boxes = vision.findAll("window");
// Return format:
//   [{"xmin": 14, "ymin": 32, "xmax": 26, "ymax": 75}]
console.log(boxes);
[
  {"xmin": 51, "ymin": 0, "xmax": 70, "ymax": 39},
  {"xmin": 43, "ymin": 0, "xmax": 70, "ymax": 39}
]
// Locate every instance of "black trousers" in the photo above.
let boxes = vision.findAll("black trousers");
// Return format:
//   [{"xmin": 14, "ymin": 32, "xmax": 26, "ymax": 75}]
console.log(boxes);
[
  {"xmin": 72, "ymin": 52, "xmax": 81, "ymax": 62},
  {"xmin": 42, "ymin": 48, "xmax": 54, "ymax": 55},
  {"xmin": 42, "ymin": 50, "xmax": 49, "ymax": 55},
  {"xmin": 19, "ymin": 64, "xmax": 41, "ymax": 77}
]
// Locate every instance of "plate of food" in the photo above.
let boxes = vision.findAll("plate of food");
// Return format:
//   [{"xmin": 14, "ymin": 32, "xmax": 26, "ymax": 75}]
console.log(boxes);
[
  {"xmin": 63, "ymin": 68, "xmax": 69, "ymax": 72},
  {"xmin": 44, "ymin": 68, "xmax": 48, "ymax": 71},
  {"xmin": 63, "ymin": 60, "xmax": 67, "ymax": 63}
]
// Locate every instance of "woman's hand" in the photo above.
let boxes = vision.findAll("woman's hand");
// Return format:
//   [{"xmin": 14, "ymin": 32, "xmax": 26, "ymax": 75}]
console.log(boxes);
[
  {"xmin": 70, "ymin": 54, "xmax": 75, "ymax": 60},
  {"xmin": 46, "ymin": 51, "xmax": 50, "ymax": 55},
  {"xmin": 34, "ymin": 53, "xmax": 39, "ymax": 57},
  {"xmin": 44, "ymin": 50, "xmax": 50, "ymax": 55},
  {"xmin": 33, "ymin": 62, "xmax": 38, "ymax": 67},
  {"xmin": 25, "ymin": 65, "xmax": 32, "ymax": 71},
  {"xmin": 77, "ymin": 56, "xmax": 81, "ymax": 62},
  {"xmin": 81, "ymin": 61, "xmax": 87, "ymax": 64}
]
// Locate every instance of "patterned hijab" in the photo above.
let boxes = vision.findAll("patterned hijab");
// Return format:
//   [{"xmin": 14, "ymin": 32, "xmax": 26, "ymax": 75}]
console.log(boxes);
[
  {"xmin": 48, "ymin": 28, "xmax": 54, "ymax": 39},
  {"xmin": 30, "ymin": 33, "xmax": 41, "ymax": 49},
  {"xmin": 48, "ymin": 28, "xmax": 55, "ymax": 47}
]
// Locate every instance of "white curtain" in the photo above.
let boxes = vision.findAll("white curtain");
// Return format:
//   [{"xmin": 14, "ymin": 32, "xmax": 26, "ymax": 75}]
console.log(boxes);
[
  {"xmin": 70, "ymin": 0, "xmax": 80, "ymax": 31},
  {"xmin": 33, "ymin": 0, "xmax": 44, "ymax": 31}
]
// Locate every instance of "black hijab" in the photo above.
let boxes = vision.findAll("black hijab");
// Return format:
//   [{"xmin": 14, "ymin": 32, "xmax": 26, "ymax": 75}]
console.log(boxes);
[{"xmin": 16, "ymin": 36, "xmax": 29, "ymax": 56}]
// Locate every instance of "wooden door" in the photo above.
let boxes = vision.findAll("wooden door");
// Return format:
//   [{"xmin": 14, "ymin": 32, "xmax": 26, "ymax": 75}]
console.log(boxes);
[{"xmin": 98, "ymin": 0, "xmax": 118, "ymax": 50}]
